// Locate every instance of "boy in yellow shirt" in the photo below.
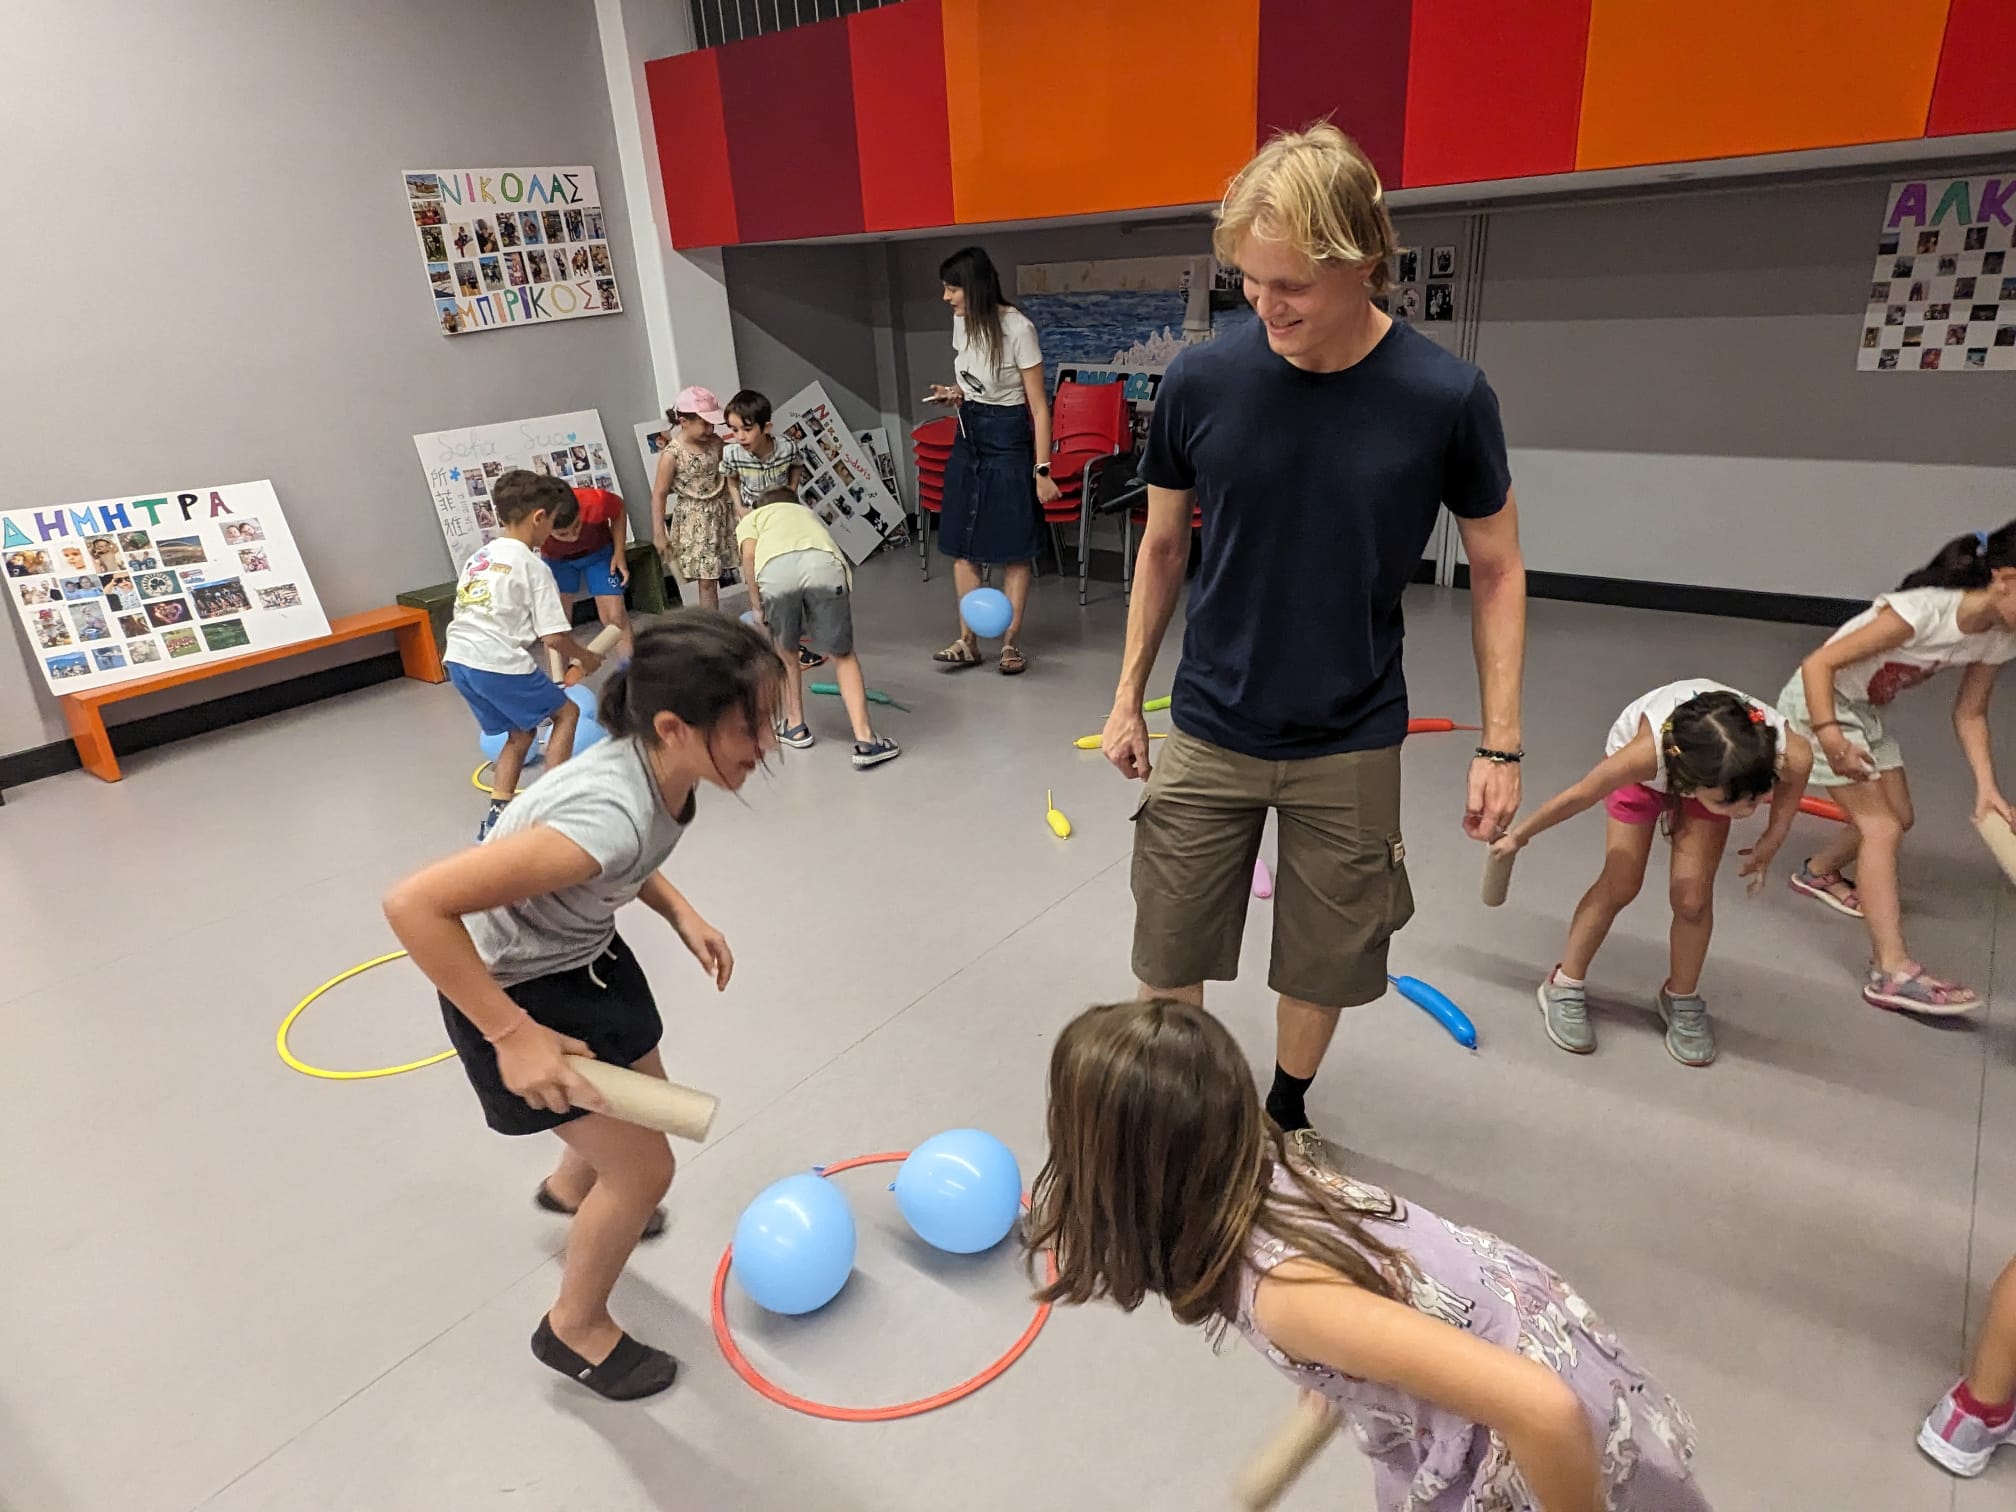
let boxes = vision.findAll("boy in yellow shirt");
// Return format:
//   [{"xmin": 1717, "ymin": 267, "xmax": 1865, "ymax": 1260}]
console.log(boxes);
[{"xmin": 736, "ymin": 488, "xmax": 899, "ymax": 768}]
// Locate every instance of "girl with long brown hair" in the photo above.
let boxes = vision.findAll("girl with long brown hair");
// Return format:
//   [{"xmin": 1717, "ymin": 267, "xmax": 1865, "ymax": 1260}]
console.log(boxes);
[{"xmin": 1027, "ymin": 999, "xmax": 1711, "ymax": 1510}]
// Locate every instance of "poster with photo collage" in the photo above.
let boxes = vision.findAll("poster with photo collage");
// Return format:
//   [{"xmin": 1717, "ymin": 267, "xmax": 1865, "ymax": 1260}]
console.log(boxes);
[
  {"xmin": 4, "ymin": 480, "xmax": 329, "ymax": 696},
  {"xmin": 404, "ymin": 167, "xmax": 622, "ymax": 337},
  {"xmin": 773, "ymin": 383, "xmax": 906, "ymax": 564},
  {"xmin": 413, "ymin": 410, "xmax": 615, "ymax": 575},
  {"xmin": 1860, "ymin": 174, "xmax": 2016, "ymax": 372}
]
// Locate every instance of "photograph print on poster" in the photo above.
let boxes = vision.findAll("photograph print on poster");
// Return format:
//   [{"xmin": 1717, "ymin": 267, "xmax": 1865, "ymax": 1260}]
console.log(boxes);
[
  {"xmin": 1859, "ymin": 174, "xmax": 2016, "ymax": 371},
  {"xmin": 404, "ymin": 168, "xmax": 622, "ymax": 337},
  {"xmin": 1, "ymin": 481, "xmax": 330, "ymax": 695},
  {"xmin": 414, "ymin": 410, "xmax": 612, "ymax": 574}
]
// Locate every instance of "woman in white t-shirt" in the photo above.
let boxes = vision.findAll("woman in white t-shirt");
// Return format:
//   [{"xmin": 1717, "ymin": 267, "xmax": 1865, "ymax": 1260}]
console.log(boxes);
[
  {"xmin": 925, "ymin": 246, "xmax": 1061, "ymax": 676},
  {"xmin": 1491, "ymin": 683, "xmax": 1812, "ymax": 1067},
  {"xmin": 1778, "ymin": 525, "xmax": 2016, "ymax": 1015}
]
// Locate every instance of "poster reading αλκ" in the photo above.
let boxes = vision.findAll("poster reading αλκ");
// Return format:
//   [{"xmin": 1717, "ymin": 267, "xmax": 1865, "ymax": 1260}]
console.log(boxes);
[
  {"xmin": 1859, "ymin": 174, "xmax": 2016, "ymax": 372},
  {"xmin": 3, "ymin": 481, "xmax": 330, "ymax": 695},
  {"xmin": 404, "ymin": 167, "xmax": 622, "ymax": 337}
]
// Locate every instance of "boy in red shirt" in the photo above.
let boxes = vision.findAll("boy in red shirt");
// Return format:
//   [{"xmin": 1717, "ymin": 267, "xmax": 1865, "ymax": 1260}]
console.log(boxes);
[{"xmin": 541, "ymin": 485, "xmax": 633, "ymax": 658}]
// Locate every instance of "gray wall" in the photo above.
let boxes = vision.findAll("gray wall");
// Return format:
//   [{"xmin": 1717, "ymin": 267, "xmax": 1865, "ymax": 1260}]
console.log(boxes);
[
  {"xmin": 2, "ymin": 0, "xmax": 658, "ymax": 759},
  {"xmin": 1470, "ymin": 176, "xmax": 2015, "ymax": 597},
  {"xmin": 721, "ymin": 243, "xmax": 886, "ymax": 429},
  {"xmin": 720, "ymin": 173, "xmax": 2014, "ymax": 605}
]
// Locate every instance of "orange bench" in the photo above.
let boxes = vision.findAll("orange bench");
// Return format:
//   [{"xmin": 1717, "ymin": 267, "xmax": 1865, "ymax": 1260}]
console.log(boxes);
[{"xmin": 59, "ymin": 605, "xmax": 445, "ymax": 782}]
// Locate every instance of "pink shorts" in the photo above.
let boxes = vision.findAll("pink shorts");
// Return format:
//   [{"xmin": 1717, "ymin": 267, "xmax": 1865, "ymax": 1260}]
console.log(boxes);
[{"xmin": 1603, "ymin": 783, "xmax": 1728, "ymax": 827}]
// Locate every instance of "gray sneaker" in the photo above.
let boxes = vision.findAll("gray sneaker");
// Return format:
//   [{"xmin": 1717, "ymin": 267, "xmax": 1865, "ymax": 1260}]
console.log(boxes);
[
  {"xmin": 1657, "ymin": 986, "xmax": 1717, "ymax": 1067},
  {"xmin": 1537, "ymin": 974, "xmax": 1595, "ymax": 1054}
]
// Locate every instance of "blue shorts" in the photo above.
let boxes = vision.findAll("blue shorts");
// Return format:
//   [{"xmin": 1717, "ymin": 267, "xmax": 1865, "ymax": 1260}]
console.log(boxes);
[
  {"xmin": 447, "ymin": 662, "xmax": 568, "ymax": 736},
  {"xmin": 545, "ymin": 544, "xmax": 622, "ymax": 597}
]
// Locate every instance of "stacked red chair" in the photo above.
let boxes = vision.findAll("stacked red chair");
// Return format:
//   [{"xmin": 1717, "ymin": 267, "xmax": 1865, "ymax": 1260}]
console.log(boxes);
[{"xmin": 910, "ymin": 416, "xmax": 956, "ymax": 579}]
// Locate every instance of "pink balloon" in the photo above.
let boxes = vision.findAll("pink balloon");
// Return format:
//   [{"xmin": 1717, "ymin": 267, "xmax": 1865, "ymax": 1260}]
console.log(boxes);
[{"xmin": 1252, "ymin": 857, "xmax": 1273, "ymax": 899}]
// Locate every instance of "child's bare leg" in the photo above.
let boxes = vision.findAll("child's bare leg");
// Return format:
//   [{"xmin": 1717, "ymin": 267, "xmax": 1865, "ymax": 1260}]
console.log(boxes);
[
  {"xmin": 1805, "ymin": 819, "xmax": 1861, "ymax": 880},
  {"xmin": 491, "ymin": 728, "xmax": 537, "ymax": 799},
  {"xmin": 1966, "ymin": 1256, "xmax": 2016, "ymax": 1404},
  {"xmin": 779, "ymin": 642, "xmax": 806, "ymax": 728},
  {"xmin": 1836, "ymin": 780, "xmax": 1909, "ymax": 972},
  {"xmin": 1560, "ymin": 819, "xmax": 1654, "ymax": 979},
  {"xmin": 545, "ymin": 1141, "xmax": 595, "ymax": 1207},
  {"xmin": 830, "ymin": 652, "xmax": 875, "ymax": 742},
  {"xmin": 592, "ymin": 594, "xmax": 633, "ymax": 659},
  {"xmin": 1665, "ymin": 812, "xmax": 1729, "ymax": 997},
  {"xmin": 697, "ymin": 577, "xmax": 719, "ymax": 611},
  {"xmin": 545, "ymin": 698, "xmax": 582, "ymax": 765},
  {"xmin": 547, "ymin": 1111, "xmax": 674, "ymax": 1362}
]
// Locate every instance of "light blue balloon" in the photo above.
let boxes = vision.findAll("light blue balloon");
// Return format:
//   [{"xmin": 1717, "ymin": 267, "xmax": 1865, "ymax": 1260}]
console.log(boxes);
[
  {"xmin": 892, "ymin": 1129, "xmax": 1023, "ymax": 1254},
  {"xmin": 740, "ymin": 609, "xmax": 759, "ymax": 627},
  {"xmin": 563, "ymin": 683, "xmax": 608, "ymax": 753},
  {"xmin": 478, "ymin": 727, "xmax": 546, "ymax": 765},
  {"xmin": 959, "ymin": 587, "xmax": 1012, "ymax": 640},
  {"xmin": 731, "ymin": 1172, "xmax": 857, "ymax": 1315}
]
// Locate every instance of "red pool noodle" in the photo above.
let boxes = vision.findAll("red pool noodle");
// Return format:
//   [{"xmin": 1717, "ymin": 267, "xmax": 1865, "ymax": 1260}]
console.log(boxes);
[{"xmin": 1798, "ymin": 795, "xmax": 1847, "ymax": 824}]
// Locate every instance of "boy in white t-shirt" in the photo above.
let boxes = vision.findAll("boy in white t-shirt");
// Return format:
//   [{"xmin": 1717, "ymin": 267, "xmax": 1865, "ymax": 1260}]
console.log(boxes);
[
  {"xmin": 1778, "ymin": 524, "xmax": 2016, "ymax": 1014},
  {"xmin": 446, "ymin": 471, "xmax": 606, "ymax": 841},
  {"xmin": 737, "ymin": 488, "xmax": 898, "ymax": 769}
]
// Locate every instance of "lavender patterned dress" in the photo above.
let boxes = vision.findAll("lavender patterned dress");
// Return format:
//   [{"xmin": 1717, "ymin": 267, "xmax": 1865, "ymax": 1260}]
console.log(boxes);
[{"xmin": 1235, "ymin": 1163, "xmax": 1711, "ymax": 1510}]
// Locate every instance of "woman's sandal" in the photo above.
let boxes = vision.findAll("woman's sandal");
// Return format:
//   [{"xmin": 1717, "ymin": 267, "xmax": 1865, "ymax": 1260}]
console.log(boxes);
[
  {"xmin": 998, "ymin": 643, "xmax": 1028, "ymax": 676},
  {"xmin": 531, "ymin": 1315, "xmax": 679, "ymax": 1400},
  {"xmin": 535, "ymin": 1181, "xmax": 667, "ymax": 1240},
  {"xmin": 1788, "ymin": 862, "xmax": 1864, "ymax": 919},
  {"xmin": 933, "ymin": 638, "xmax": 983, "ymax": 668},
  {"xmin": 1863, "ymin": 961, "xmax": 1980, "ymax": 1017}
]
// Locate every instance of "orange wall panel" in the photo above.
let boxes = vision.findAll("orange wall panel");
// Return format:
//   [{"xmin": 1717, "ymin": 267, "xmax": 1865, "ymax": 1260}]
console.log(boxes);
[
  {"xmin": 942, "ymin": 0, "xmax": 1260, "ymax": 226},
  {"xmin": 1577, "ymin": 0, "xmax": 1955, "ymax": 170}
]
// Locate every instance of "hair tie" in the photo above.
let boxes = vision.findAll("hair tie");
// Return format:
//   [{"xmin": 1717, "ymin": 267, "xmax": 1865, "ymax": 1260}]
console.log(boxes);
[{"xmin": 1977, "ymin": 529, "xmax": 1990, "ymax": 557}]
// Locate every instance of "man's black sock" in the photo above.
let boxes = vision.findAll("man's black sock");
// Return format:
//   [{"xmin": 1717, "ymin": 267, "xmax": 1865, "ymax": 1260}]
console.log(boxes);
[{"xmin": 1264, "ymin": 1065, "xmax": 1315, "ymax": 1133}]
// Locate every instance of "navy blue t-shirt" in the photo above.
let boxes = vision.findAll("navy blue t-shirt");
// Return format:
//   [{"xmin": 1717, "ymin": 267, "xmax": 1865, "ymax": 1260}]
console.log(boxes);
[{"xmin": 1139, "ymin": 316, "xmax": 1511, "ymax": 760}]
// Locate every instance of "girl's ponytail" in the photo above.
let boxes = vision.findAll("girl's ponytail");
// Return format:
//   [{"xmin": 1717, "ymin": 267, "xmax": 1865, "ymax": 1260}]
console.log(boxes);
[{"xmin": 1898, "ymin": 521, "xmax": 2016, "ymax": 591}]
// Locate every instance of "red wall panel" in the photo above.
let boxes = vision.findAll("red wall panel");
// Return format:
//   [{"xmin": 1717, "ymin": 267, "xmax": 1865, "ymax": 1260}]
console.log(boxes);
[
  {"xmin": 1928, "ymin": 0, "xmax": 2016, "ymax": 136},
  {"xmin": 850, "ymin": 0, "xmax": 954, "ymax": 231},
  {"xmin": 1403, "ymin": 0, "xmax": 1591, "ymax": 186},
  {"xmin": 717, "ymin": 22, "xmax": 864, "ymax": 243},
  {"xmin": 1256, "ymin": 0, "xmax": 1411, "ymax": 188},
  {"xmin": 645, "ymin": 49, "xmax": 737, "ymax": 249}
]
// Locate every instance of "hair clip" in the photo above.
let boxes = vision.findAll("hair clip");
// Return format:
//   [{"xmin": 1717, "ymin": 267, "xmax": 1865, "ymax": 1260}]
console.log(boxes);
[
  {"xmin": 1978, "ymin": 529, "xmax": 1991, "ymax": 556},
  {"xmin": 1747, "ymin": 706, "xmax": 1766, "ymax": 724}
]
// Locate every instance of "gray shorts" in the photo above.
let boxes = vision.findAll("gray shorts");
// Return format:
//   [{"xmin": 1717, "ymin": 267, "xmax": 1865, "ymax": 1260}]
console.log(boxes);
[{"xmin": 758, "ymin": 549, "xmax": 853, "ymax": 657}]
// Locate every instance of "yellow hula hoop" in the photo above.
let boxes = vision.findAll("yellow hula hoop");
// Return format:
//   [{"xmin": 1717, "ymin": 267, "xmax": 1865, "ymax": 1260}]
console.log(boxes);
[
  {"xmin": 472, "ymin": 761, "xmax": 496, "ymax": 795},
  {"xmin": 276, "ymin": 950, "xmax": 459, "ymax": 1081}
]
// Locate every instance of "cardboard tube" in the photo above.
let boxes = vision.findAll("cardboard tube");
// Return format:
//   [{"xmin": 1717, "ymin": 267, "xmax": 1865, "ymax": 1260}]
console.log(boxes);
[
  {"xmin": 1481, "ymin": 848, "xmax": 1515, "ymax": 907},
  {"xmin": 565, "ymin": 1057, "xmax": 718, "ymax": 1142},
  {"xmin": 563, "ymin": 623, "xmax": 622, "ymax": 686},
  {"xmin": 1974, "ymin": 812, "xmax": 2016, "ymax": 887},
  {"xmin": 1235, "ymin": 1394, "xmax": 1339, "ymax": 1510}
]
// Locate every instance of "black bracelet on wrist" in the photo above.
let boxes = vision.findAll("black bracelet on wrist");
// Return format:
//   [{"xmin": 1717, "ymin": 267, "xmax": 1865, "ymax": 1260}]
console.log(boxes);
[{"xmin": 1475, "ymin": 746, "xmax": 1524, "ymax": 764}]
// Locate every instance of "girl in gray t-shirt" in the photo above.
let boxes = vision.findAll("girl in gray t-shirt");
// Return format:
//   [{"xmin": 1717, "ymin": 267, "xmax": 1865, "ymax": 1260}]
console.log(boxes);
[{"xmin": 385, "ymin": 612, "xmax": 783, "ymax": 1401}]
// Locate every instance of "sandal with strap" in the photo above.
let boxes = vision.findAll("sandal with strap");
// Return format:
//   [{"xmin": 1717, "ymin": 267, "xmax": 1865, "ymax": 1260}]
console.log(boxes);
[
  {"xmin": 933, "ymin": 638, "xmax": 983, "ymax": 668},
  {"xmin": 1863, "ymin": 961, "xmax": 1980, "ymax": 1017},
  {"xmin": 998, "ymin": 643, "xmax": 1028, "ymax": 676},
  {"xmin": 531, "ymin": 1315, "xmax": 679, "ymax": 1400},
  {"xmin": 535, "ymin": 1181, "xmax": 666, "ymax": 1241},
  {"xmin": 1789, "ymin": 862, "xmax": 1864, "ymax": 919}
]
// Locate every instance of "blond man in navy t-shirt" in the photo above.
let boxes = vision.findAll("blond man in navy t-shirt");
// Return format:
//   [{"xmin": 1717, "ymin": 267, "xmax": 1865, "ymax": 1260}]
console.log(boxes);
[{"xmin": 1100, "ymin": 124, "xmax": 1528, "ymax": 1165}]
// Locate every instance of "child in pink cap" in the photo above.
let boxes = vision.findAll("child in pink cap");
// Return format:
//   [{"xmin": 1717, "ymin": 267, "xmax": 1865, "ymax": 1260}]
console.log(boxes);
[{"xmin": 650, "ymin": 385, "xmax": 731, "ymax": 610}]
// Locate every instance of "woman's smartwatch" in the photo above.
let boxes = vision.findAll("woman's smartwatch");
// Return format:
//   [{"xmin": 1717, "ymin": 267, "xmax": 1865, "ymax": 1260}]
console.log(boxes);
[{"xmin": 1033, "ymin": 463, "xmax": 1051, "ymax": 479}]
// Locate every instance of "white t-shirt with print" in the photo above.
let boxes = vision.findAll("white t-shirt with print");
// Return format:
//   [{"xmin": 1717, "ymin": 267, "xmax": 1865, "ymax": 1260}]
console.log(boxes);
[
  {"xmin": 444, "ymin": 536, "xmax": 569, "ymax": 675},
  {"xmin": 952, "ymin": 308, "xmax": 1042, "ymax": 406},
  {"xmin": 1826, "ymin": 588, "xmax": 2016, "ymax": 706},
  {"xmin": 1606, "ymin": 679, "xmax": 1787, "ymax": 793}
]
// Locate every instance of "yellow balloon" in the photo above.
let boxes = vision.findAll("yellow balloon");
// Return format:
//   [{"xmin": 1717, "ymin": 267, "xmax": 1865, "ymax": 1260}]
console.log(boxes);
[{"xmin": 1045, "ymin": 790, "xmax": 1072, "ymax": 838}]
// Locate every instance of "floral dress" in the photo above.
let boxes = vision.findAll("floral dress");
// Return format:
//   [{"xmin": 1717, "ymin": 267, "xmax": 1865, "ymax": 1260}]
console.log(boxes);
[
  {"xmin": 662, "ymin": 440, "xmax": 731, "ymax": 580},
  {"xmin": 1235, "ymin": 1162, "xmax": 1710, "ymax": 1511}
]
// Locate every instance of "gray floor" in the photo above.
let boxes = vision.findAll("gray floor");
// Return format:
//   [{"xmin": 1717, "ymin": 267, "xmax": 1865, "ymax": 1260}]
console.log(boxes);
[{"xmin": 3, "ymin": 555, "xmax": 2011, "ymax": 1512}]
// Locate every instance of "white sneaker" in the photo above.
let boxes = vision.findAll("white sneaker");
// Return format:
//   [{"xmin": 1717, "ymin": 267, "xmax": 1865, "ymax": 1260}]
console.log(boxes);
[{"xmin": 1918, "ymin": 1381, "xmax": 2014, "ymax": 1476}]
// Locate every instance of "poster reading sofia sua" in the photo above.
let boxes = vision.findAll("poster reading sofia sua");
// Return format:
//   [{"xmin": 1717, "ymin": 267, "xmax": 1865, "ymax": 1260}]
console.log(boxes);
[{"xmin": 3, "ymin": 481, "xmax": 330, "ymax": 695}]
